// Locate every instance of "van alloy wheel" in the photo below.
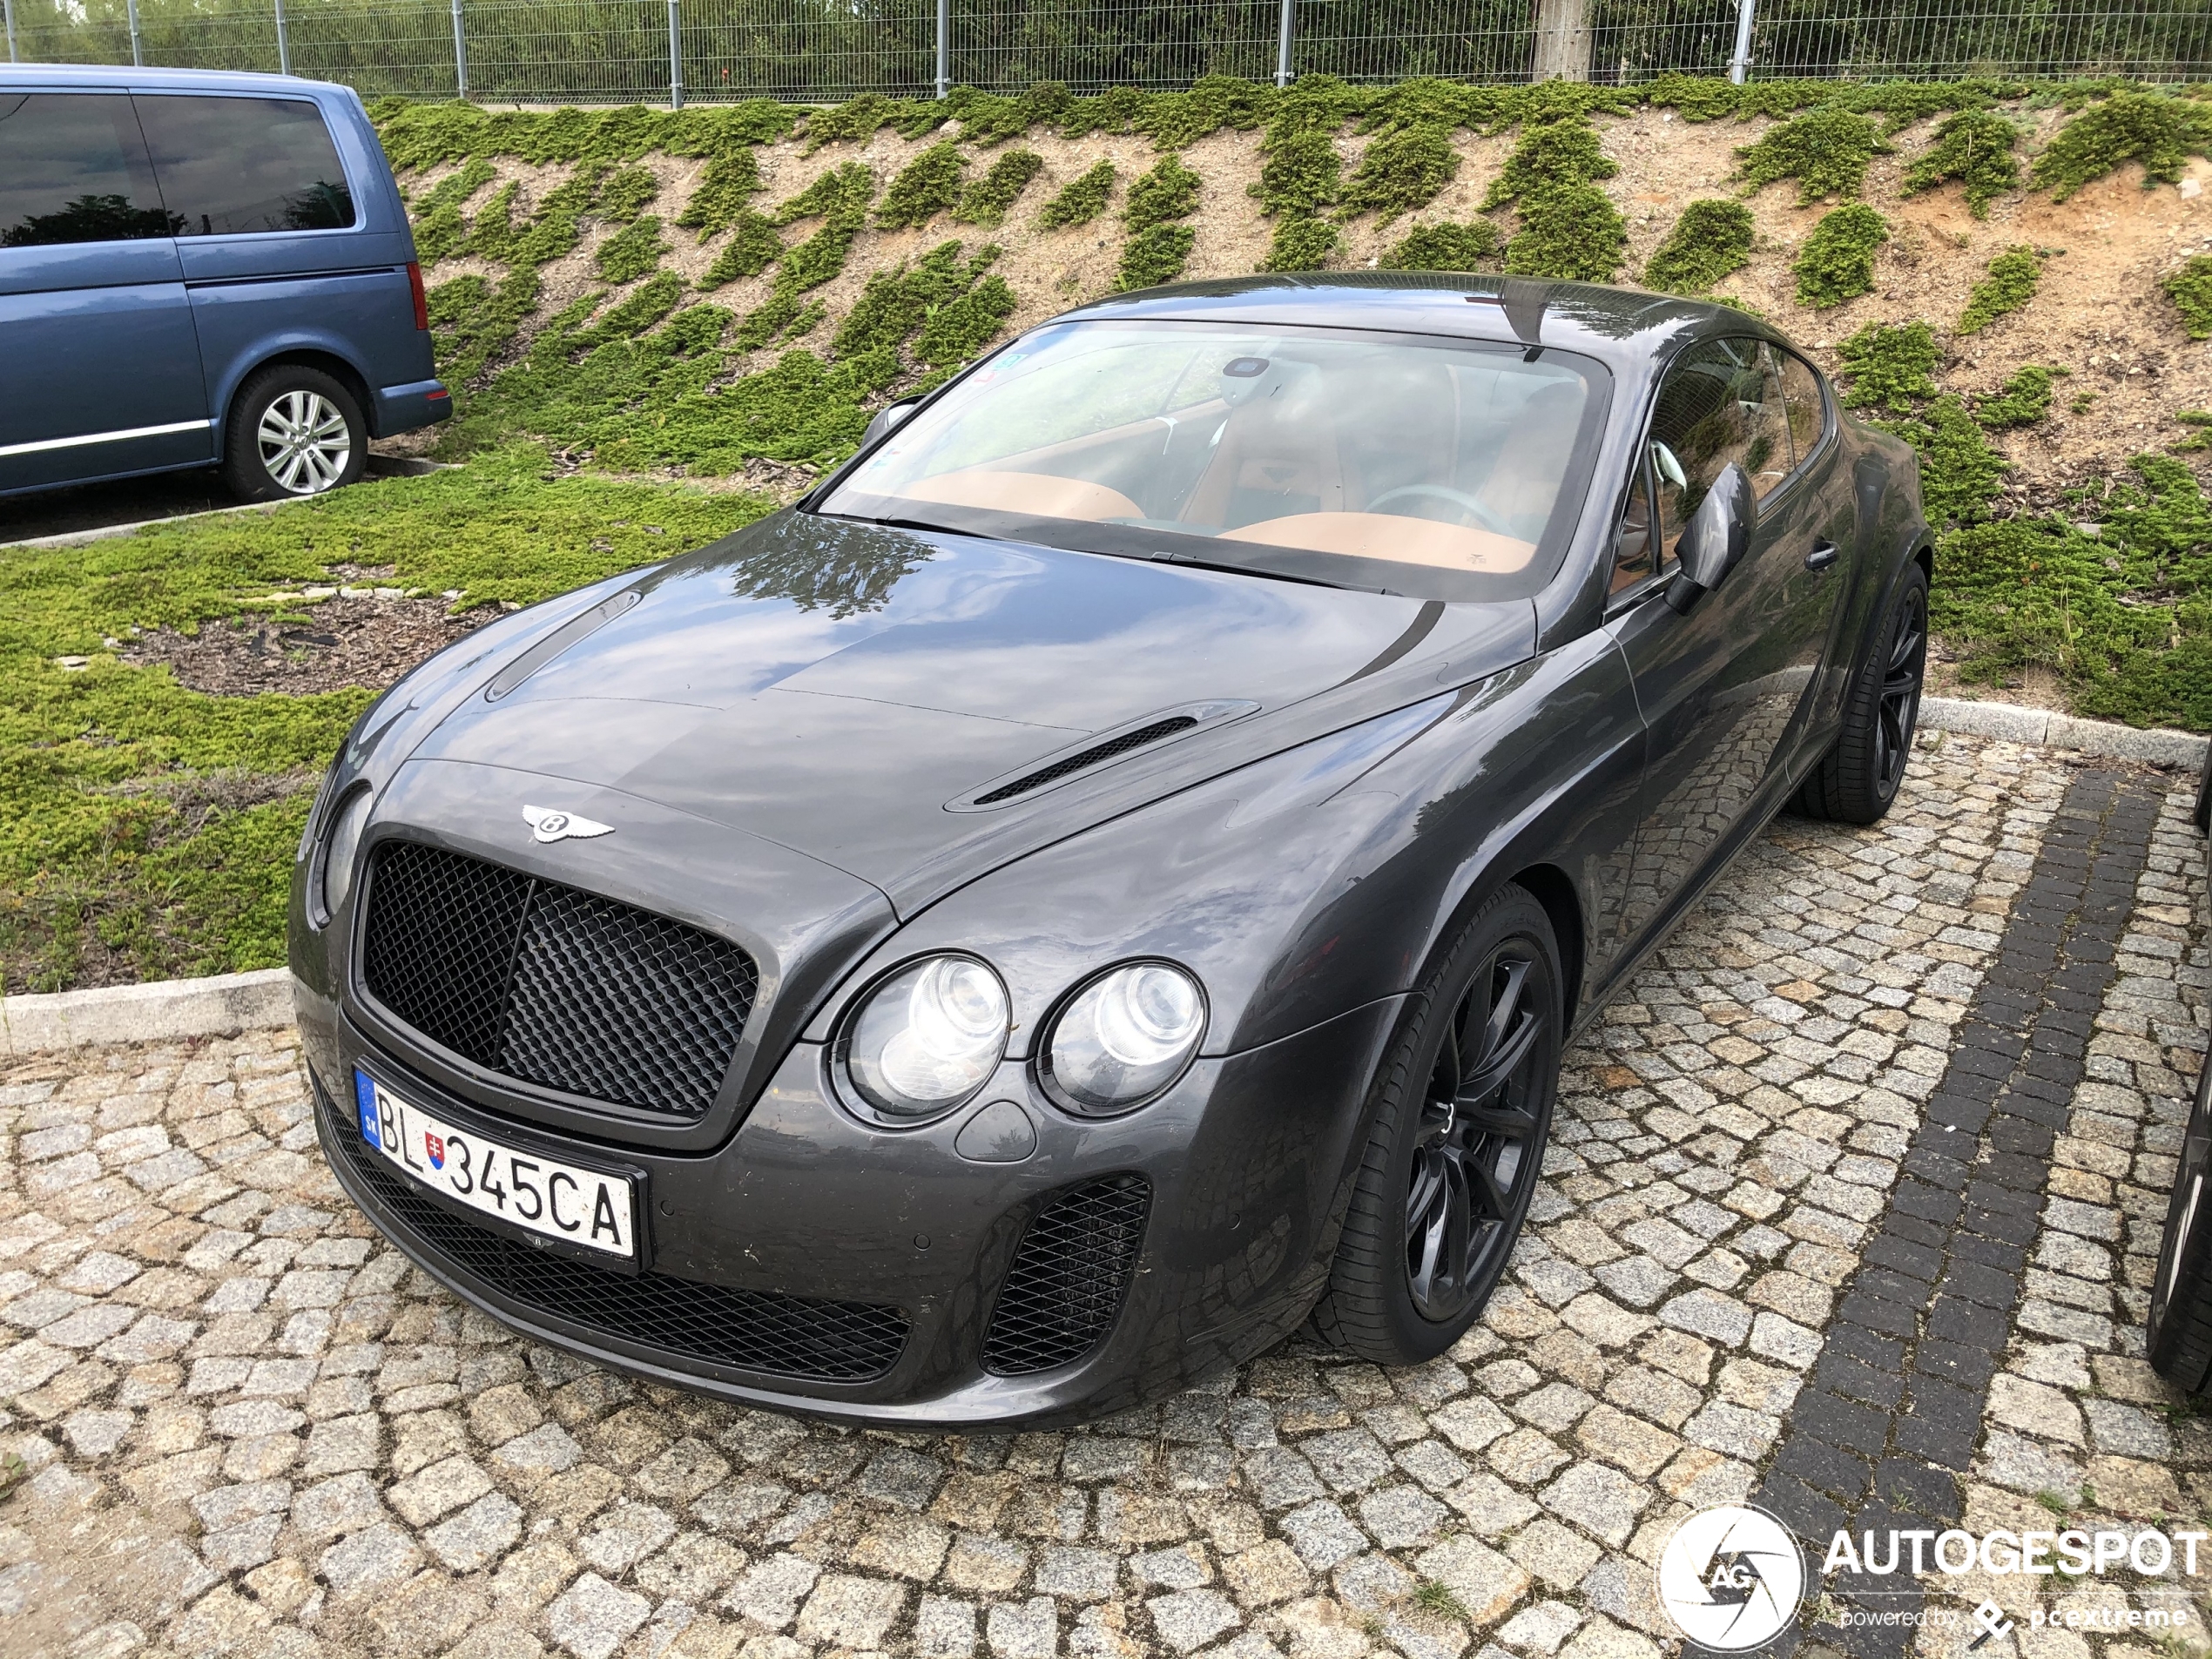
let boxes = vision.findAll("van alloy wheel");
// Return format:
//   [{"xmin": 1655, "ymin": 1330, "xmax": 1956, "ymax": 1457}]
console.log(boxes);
[{"xmin": 258, "ymin": 390, "xmax": 353, "ymax": 495}]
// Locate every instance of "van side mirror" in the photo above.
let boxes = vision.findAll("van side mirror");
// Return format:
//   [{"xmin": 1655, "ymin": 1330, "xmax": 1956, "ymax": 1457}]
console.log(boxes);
[
  {"xmin": 862, "ymin": 396, "xmax": 923, "ymax": 448},
  {"xmin": 1665, "ymin": 462, "xmax": 1755, "ymax": 615}
]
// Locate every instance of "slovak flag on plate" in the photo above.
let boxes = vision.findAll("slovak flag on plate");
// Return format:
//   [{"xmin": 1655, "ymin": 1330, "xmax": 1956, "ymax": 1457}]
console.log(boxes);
[{"xmin": 426, "ymin": 1132, "xmax": 445, "ymax": 1170}]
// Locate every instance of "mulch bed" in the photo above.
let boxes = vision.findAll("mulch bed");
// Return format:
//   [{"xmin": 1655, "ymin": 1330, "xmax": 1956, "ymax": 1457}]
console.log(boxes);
[{"xmin": 121, "ymin": 594, "xmax": 501, "ymax": 696}]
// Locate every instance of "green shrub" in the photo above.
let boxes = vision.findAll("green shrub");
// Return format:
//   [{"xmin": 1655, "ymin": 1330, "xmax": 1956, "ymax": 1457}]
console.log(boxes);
[
  {"xmin": 2033, "ymin": 89, "xmax": 2212, "ymax": 201},
  {"xmin": 1878, "ymin": 394, "xmax": 2008, "ymax": 527},
  {"xmin": 1038, "ymin": 160, "xmax": 1116, "ymax": 228},
  {"xmin": 1483, "ymin": 112, "xmax": 1615, "ymax": 210},
  {"xmin": 465, "ymin": 181, "xmax": 520, "ymax": 260},
  {"xmin": 954, "ymin": 149, "xmax": 1045, "ymax": 227},
  {"xmin": 1643, "ymin": 199, "xmax": 1755, "ymax": 294},
  {"xmin": 1973, "ymin": 364, "xmax": 2062, "ymax": 428},
  {"xmin": 1735, "ymin": 105, "xmax": 1885, "ymax": 203},
  {"xmin": 1793, "ymin": 203, "xmax": 1888, "ymax": 307},
  {"xmin": 1381, "ymin": 220, "xmax": 1500, "ymax": 271},
  {"xmin": 676, "ymin": 149, "xmax": 762, "ymax": 239},
  {"xmin": 1957, "ymin": 245, "xmax": 2042, "ymax": 334},
  {"xmin": 1902, "ymin": 109, "xmax": 2021, "ymax": 217},
  {"xmin": 1117, "ymin": 224, "xmax": 1197, "ymax": 290},
  {"xmin": 1339, "ymin": 124, "xmax": 1458, "ymax": 225},
  {"xmin": 595, "ymin": 215, "xmax": 668, "ymax": 283},
  {"xmin": 1504, "ymin": 184, "xmax": 1625, "ymax": 282},
  {"xmin": 1252, "ymin": 128, "xmax": 1341, "ymax": 219},
  {"xmin": 700, "ymin": 211, "xmax": 785, "ymax": 288},
  {"xmin": 1127, "ymin": 154, "xmax": 1203, "ymax": 230},
  {"xmin": 2161, "ymin": 253, "xmax": 2212, "ymax": 339},
  {"xmin": 599, "ymin": 164, "xmax": 660, "ymax": 222},
  {"xmin": 1261, "ymin": 217, "xmax": 1339, "ymax": 272},
  {"xmin": 1837, "ymin": 320, "xmax": 1940, "ymax": 412},
  {"xmin": 876, "ymin": 141, "xmax": 964, "ymax": 230}
]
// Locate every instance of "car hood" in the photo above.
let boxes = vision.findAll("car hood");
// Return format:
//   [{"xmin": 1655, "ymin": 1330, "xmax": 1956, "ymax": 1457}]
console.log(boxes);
[{"xmin": 408, "ymin": 511, "xmax": 1537, "ymax": 912}]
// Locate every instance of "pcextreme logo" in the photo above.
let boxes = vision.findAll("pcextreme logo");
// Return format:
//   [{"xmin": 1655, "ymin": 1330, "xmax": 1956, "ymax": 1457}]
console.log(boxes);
[{"xmin": 1657, "ymin": 1505, "xmax": 2209, "ymax": 1651}]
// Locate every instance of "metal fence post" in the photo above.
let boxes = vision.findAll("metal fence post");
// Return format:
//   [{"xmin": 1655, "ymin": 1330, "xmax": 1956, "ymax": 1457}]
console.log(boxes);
[
  {"xmin": 1275, "ymin": 0, "xmax": 1293, "ymax": 87},
  {"xmin": 450, "ymin": 0, "xmax": 467, "ymax": 98},
  {"xmin": 274, "ymin": 0, "xmax": 291, "ymax": 75},
  {"xmin": 934, "ymin": 0, "xmax": 948, "ymax": 98},
  {"xmin": 126, "ymin": 0, "xmax": 144, "ymax": 65},
  {"xmin": 667, "ymin": 0, "xmax": 682, "ymax": 108},
  {"xmin": 3, "ymin": 0, "xmax": 16, "ymax": 65},
  {"xmin": 1729, "ymin": 0, "xmax": 1756, "ymax": 84}
]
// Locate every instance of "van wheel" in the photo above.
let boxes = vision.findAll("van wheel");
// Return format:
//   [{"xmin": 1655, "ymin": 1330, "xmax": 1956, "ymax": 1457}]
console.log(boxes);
[
  {"xmin": 223, "ymin": 366, "xmax": 367, "ymax": 501},
  {"xmin": 1311, "ymin": 885, "xmax": 1561, "ymax": 1365}
]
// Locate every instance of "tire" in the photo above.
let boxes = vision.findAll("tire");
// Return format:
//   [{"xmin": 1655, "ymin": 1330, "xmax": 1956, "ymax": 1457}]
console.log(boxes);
[
  {"xmin": 1311, "ymin": 884, "xmax": 1562, "ymax": 1366},
  {"xmin": 222, "ymin": 364, "xmax": 368, "ymax": 502},
  {"xmin": 2194, "ymin": 740, "xmax": 2209, "ymax": 833},
  {"xmin": 1793, "ymin": 563, "xmax": 1929, "ymax": 826},
  {"xmin": 2148, "ymin": 1044, "xmax": 2212, "ymax": 1391}
]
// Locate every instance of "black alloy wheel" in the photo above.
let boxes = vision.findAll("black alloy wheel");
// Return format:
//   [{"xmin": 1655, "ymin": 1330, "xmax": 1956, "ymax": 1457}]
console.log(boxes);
[
  {"xmin": 1794, "ymin": 563, "xmax": 1929, "ymax": 826},
  {"xmin": 2148, "ymin": 1033, "xmax": 2212, "ymax": 1391},
  {"xmin": 1313, "ymin": 884, "xmax": 1561, "ymax": 1364},
  {"xmin": 1404, "ymin": 945, "xmax": 1548, "ymax": 1322}
]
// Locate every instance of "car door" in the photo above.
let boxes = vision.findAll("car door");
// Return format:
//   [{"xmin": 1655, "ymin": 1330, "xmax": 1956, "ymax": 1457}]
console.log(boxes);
[
  {"xmin": 1611, "ymin": 336, "xmax": 1847, "ymax": 941},
  {"xmin": 130, "ymin": 91, "xmax": 373, "ymax": 435},
  {"xmin": 0, "ymin": 90, "xmax": 212, "ymax": 495},
  {"xmin": 1771, "ymin": 345, "xmax": 1864, "ymax": 770}
]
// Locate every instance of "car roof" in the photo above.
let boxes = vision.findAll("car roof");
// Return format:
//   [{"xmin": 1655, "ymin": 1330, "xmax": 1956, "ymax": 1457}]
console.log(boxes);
[
  {"xmin": 0, "ymin": 62, "xmax": 347, "ymax": 97},
  {"xmin": 1054, "ymin": 272, "xmax": 1782, "ymax": 370}
]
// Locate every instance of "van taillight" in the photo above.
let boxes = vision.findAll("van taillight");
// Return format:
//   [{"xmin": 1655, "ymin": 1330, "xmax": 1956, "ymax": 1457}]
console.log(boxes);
[{"xmin": 407, "ymin": 261, "xmax": 428, "ymax": 331}]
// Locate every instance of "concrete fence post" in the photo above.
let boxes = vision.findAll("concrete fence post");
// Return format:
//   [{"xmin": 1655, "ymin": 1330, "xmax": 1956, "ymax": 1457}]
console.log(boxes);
[
  {"xmin": 450, "ymin": 0, "xmax": 467, "ymax": 97},
  {"xmin": 668, "ymin": 0, "xmax": 682, "ymax": 107},
  {"xmin": 273, "ymin": 0, "xmax": 290, "ymax": 75},
  {"xmin": 1530, "ymin": 0, "xmax": 1589, "ymax": 80},
  {"xmin": 1730, "ymin": 0, "xmax": 1757, "ymax": 84},
  {"xmin": 1275, "ymin": 0, "xmax": 1293, "ymax": 87}
]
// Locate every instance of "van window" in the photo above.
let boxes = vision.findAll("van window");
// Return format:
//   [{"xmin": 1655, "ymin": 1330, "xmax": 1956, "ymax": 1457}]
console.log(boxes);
[
  {"xmin": 133, "ymin": 95, "xmax": 354, "ymax": 236},
  {"xmin": 0, "ymin": 92, "xmax": 176, "ymax": 247}
]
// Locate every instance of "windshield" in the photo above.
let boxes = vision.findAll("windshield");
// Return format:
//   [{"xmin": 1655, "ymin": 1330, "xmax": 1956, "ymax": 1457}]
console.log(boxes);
[{"xmin": 815, "ymin": 319, "xmax": 1610, "ymax": 600}]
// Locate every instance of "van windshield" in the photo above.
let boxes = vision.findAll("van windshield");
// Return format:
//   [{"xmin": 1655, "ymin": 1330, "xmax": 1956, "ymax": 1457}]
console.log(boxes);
[{"xmin": 817, "ymin": 319, "xmax": 1609, "ymax": 599}]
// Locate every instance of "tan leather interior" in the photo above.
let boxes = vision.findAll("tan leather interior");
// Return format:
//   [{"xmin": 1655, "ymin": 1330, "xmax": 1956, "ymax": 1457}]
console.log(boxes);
[
  {"xmin": 1473, "ymin": 380, "xmax": 1584, "ymax": 528},
  {"xmin": 900, "ymin": 469, "xmax": 1143, "ymax": 522},
  {"xmin": 1184, "ymin": 384, "xmax": 1356, "ymax": 526},
  {"xmin": 1217, "ymin": 513, "xmax": 1537, "ymax": 572}
]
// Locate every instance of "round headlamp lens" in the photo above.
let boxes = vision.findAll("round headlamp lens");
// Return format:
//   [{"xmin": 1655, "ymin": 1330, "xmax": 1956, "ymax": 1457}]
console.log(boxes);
[
  {"xmin": 320, "ymin": 789, "xmax": 374, "ymax": 919},
  {"xmin": 845, "ymin": 955, "xmax": 1009, "ymax": 1121},
  {"xmin": 1045, "ymin": 962, "xmax": 1206, "ymax": 1116}
]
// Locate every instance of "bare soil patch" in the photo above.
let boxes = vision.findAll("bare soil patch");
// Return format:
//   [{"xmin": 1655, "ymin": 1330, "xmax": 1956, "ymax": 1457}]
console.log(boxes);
[{"xmin": 121, "ymin": 594, "xmax": 497, "ymax": 697}]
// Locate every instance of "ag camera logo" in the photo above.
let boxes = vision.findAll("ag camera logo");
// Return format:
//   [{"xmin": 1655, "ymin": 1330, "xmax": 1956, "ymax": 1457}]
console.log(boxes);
[{"xmin": 1658, "ymin": 1505, "xmax": 1807, "ymax": 1650}]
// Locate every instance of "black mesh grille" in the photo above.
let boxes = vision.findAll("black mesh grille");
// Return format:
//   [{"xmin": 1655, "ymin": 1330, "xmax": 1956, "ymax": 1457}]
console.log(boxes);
[
  {"xmin": 361, "ymin": 841, "xmax": 756, "ymax": 1121},
  {"xmin": 974, "ymin": 718, "xmax": 1198, "ymax": 805},
  {"xmin": 982, "ymin": 1174, "xmax": 1150, "ymax": 1376},
  {"xmin": 320, "ymin": 1082, "xmax": 908, "ymax": 1381}
]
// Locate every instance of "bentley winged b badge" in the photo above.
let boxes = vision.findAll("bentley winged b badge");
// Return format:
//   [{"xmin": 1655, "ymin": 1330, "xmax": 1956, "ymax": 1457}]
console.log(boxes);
[{"xmin": 523, "ymin": 805, "xmax": 614, "ymax": 844}]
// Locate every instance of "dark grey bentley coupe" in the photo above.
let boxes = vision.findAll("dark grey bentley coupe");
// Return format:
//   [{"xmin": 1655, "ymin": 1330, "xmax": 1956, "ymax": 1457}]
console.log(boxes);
[{"xmin": 292, "ymin": 274, "xmax": 1931, "ymax": 1427}]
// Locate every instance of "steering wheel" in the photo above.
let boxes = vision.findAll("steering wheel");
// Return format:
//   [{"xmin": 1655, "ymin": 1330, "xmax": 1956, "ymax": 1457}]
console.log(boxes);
[{"xmin": 1366, "ymin": 483, "xmax": 1518, "ymax": 538}]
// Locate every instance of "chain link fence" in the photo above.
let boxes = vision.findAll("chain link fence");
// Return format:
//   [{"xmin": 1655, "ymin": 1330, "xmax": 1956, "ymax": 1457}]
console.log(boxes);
[{"xmin": 5, "ymin": 0, "xmax": 2209, "ymax": 105}]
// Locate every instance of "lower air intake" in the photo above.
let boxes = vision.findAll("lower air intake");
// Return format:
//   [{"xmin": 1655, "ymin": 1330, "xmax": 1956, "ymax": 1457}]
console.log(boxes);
[
  {"xmin": 982, "ymin": 1173, "xmax": 1151, "ymax": 1376},
  {"xmin": 320, "ymin": 1082, "xmax": 907, "ymax": 1382}
]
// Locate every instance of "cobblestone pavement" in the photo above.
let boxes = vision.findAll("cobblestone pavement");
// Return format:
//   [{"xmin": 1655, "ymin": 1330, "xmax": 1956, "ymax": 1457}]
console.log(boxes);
[{"xmin": 0, "ymin": 732, "xmax": 2204, "ymax": 1659}]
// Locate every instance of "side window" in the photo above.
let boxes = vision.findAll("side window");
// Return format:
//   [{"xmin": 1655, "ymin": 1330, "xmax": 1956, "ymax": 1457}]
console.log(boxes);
[
  {"xmin": 1649, "ymin": 338, "xmax": 1792, "ymax": 549},
  {"xmin": 132, "ymin": 95, "xmax": 354, "ymax": 237},
  {"xmin": 1611, "ymin": 462, "xmax": 1655, "ymax": 595},
  {"xmin": 1777, "ymin": 347, "xmax": 1829, "ymax": 470},
  {"xmin": 0, "ymin": 92, "xmax": 176, "ymax": 247}
]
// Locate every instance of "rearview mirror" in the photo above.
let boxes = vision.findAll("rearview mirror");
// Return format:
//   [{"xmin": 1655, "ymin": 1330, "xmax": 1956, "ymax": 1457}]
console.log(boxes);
[
  {"xmin": 862, "ymin": 396, "xmax": 922, "ymax": 448},
  {"xmin": 1665, "ymin": 462, "xmax": 1755, "ymax": 615}
]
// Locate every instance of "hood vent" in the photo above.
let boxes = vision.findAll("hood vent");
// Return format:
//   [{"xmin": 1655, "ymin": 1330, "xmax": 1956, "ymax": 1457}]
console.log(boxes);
[{"xmin": 950, "ymin": 699, "xmax": 1260, "ymax": 812}]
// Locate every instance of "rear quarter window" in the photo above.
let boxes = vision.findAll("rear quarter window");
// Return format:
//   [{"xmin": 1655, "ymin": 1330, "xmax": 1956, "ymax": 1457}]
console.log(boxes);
[
  {"xmin": 133, "ymin": 94, "xmax": 354, "ymax": 236},
  {"xmin": 0, "ymin": 92, "xmax": 175, "ymax": 246}
]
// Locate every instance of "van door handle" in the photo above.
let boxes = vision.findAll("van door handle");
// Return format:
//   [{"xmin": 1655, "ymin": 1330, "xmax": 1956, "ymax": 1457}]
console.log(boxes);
[{"xmin": 1804, "ymin": 541, "xmax": 1840, "ymax": 571}]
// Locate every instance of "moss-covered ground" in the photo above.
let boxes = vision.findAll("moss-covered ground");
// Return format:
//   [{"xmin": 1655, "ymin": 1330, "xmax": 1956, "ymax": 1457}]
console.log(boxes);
[{"xmin": 6, "ymin": 72, "xmax": 2211, "ymax": 989}]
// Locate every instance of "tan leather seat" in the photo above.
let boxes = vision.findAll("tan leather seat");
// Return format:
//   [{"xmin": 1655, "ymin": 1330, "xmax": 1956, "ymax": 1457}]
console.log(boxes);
[
  {"xmin": 1473, "ymin": 380, "xmax": 1585, "ymax": 536},
  {"xmin": 1182, "ymin": 368, "xmax": 1358, "ymax": 529}
]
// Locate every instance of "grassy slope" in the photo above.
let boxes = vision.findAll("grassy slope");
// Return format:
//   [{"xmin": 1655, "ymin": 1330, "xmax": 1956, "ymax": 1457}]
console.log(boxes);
[{"xmin": 2, "ymin": 76, "xmax": 2209, "ymax": 991}]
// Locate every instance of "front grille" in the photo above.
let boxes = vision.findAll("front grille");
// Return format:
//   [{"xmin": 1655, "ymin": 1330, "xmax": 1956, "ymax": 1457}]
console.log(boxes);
[
  {"xmin": 974, "ymin": 718, "xmax": 1198, "ymax": 805},
  {"xmin": 982, "ymin": 1174, "xmax": 1150, "ymax": 1376},
  {"xmin": 361, "ymin": 840, "xmax": 756, "ymax": 1121},
  {"xmin": 320, "ymin": 1082, "xmax": 908, "ymax": 1382}
]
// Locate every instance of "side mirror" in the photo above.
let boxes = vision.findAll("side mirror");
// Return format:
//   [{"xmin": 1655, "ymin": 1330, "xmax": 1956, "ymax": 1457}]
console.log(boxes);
[
  {"xmin": 1665, "ymin": 461, "xmax": 1755, "ymax": 615},
  {"xmin": 861, "ymin": 396, "xmax": 922, "ymax": 448}
]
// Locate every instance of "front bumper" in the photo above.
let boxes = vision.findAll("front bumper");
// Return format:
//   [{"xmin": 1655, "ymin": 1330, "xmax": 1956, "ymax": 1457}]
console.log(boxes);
[{"xmin": 304, "ymin": 985, "xmax": 1403, "ymax": 1428}]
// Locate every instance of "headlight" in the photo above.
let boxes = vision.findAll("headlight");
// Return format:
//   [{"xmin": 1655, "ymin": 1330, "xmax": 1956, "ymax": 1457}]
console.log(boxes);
[
  {"xmin": 842, "ymin": 954, "xmax": 1010, "ymax": 1122},
  {"xmin": 1042, "ymin": 962, "xmax": 1206, "ymax": 1116},
  {"xmin": 319, "ymin": 788, "xmax": 374, "ymax": 920}
]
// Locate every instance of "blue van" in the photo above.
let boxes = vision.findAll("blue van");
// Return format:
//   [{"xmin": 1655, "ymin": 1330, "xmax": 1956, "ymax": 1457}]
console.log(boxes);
[{"xmin": 0, "ymin": 64, "xmax": 448, "ymax": 502}]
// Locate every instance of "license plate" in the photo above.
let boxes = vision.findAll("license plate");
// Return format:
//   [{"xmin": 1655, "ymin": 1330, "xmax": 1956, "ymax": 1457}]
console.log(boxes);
[{"xmin": 354, "ymin": 1069, "xmax": 637, "ymax": 1259}]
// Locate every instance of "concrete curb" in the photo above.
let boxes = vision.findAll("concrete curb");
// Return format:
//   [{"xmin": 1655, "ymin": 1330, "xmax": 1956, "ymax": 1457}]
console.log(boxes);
[
  {"xmin": 1917, "ymin": 696, "xmax": 2209, "ymax": 767},
  {"xmin": 0, "ymin": 457, "xmax": 454, "ymax": 552},
  {"xmin": 1, "ymin": 968, "xmax": 292, "ymax": 1057},
  {"xmin": 0, "ymin": 705, "xmax": 2200, "ymax": 1056}
]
